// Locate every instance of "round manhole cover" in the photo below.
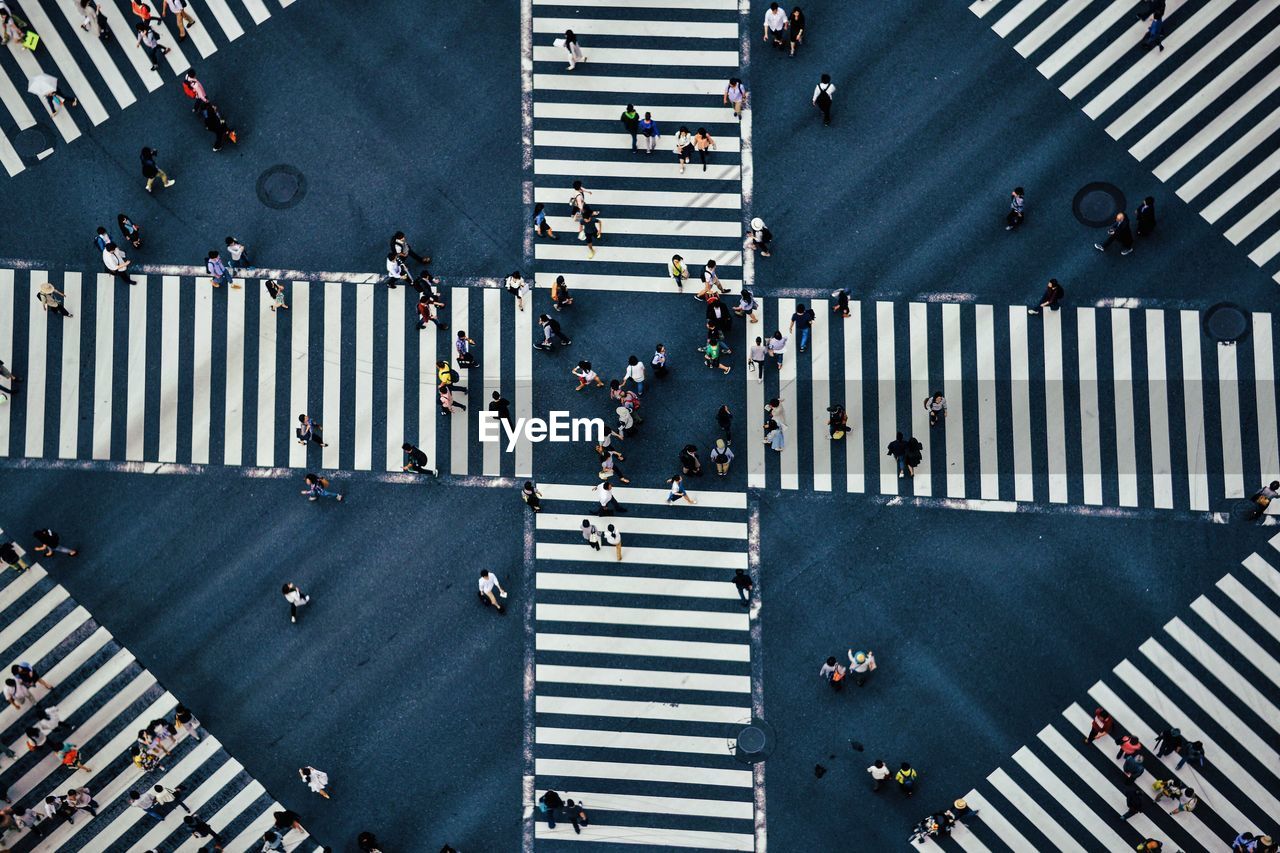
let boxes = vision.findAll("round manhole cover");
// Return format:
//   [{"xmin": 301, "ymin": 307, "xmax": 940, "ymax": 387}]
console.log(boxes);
[
  {"xmin": 256, "ymin": 164, "xmax": 306, "ymax": 210},
  {"xmin": 736, "ymin": 725, "xmax": 766, "ymax": 754},
  {"xmin": 1203, "ymin": 303, "xmax": 1249, "ymax": 343},
  {"xmin": 12, "ymin": 125, "xmax": 53, "ymax": 158},
  {"xmin": 1072, "ymin": 182, "xmax": 1126, "ymax": 228}
]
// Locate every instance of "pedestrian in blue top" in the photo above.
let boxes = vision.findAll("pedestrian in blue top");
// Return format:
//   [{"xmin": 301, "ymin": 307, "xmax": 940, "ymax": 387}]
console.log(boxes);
[
  {"xmin": 638, "ymin": 111, "xmax": 660, "ymax": 154},
  {"xmin": 789, "ymin": 303, "xmax": 816, "ymax": 353},
  {"xmin": 205, "ymin": 250, "xmax": 238, "ymax": 289}
]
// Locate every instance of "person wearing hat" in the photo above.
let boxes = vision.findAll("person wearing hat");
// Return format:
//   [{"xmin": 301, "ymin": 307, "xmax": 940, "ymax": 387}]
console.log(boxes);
[
  {"xmin": 948, "ymin": 797, "xmax": 980, "ymax": 825},
  {"xmin": 37, "ymin": 283, "xmax": 72, "ymax": 317},
  {"xmin": 846, "ymin": 649, "xmax": 876, "ymax": 686},
  {"xmin": 711, "ymin": 438, "xmax": 734, "ymax": 476},
  {"xmin": 746, "ymin": 217, "xmax": 772, "ymax": 257}
]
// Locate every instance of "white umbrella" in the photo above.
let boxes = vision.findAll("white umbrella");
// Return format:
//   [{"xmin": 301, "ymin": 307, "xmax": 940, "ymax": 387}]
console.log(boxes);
[{"xmin": 27, "ymin": 74, "xmax": 57, "ymax": 97}]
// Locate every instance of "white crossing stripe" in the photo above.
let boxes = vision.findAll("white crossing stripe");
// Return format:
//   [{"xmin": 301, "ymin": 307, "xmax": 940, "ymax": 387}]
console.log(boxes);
[
  {"xmin": 289, "ymin": 282, "xmax": 309, "ymax": 469},
  {"xmin": 941, "ymin": 302, "xmax": 965, "ymax": 497},
  {"xmin": 876, "ymin": 302, "xmax": 897, "ymax": 494},
  {"xmin": 810, "ymin": 299, "xmax": 831, "ymax": 492},
  {"xmin": 1162, "ymin": 616, "xmax": 1280, "ymax": 735},
  {"xmin": 747, "ymin": 298, "xmax": 766, "ymax": 488},
  {"xmin": 224, "ymin": 283, "xmax": 245, "ymax": 466},
  {"xmin": 1217, "ymin": 342, "xmax": 1244, "ymax": 498},
  {"xmin": 386, "ymin": 285, "xmax": 405, "ymax": 472},
  {"xmin": 482, "ymin": 288, "xmax": 501, "ymax": 476},
  {"xmin": 191, "ymin": 280, "xmax": 213, "ymax": 465},
  {"xmin": 257, "ymin": 283, "xmax": 277, "ymax": 467},
  {"xmin": 534, "ymin": 73, "xmax": 730, "ymax": 96},
  {"xmin": 777, "ymin": 298, "xmax": 799, "ymax": 490},
  {"xmin": 534, "ymin": 185, "xmax": 740, "ymax": 209},
  {"xmin": 537, "ymin": 572, "xmax": 739, "ymax": 600},
  {"xmin": 534, "ymin": 102, "xmax": 739, "ymax": 125},
  {"xmin": 908, "ymin": 302, "xmax": 930, "ymax": 495},
  {"xmin": 57, "ymin": 274, "xmax": 81, "ymax": 459},
  {"xmin": 24, "ymin": 274, "xmax": 48, "ymax": 458},
  {"xmin": 450, "ymin": 286, "xmax": 469, "ymax": 475},
  {"xmin": 532, "ymin": 45, "xmax": 739, "ymax": 66},
  {"xmin": 514, "ymin": 295, "xmax": 533, "ymax": 476},
  {"xmin": 125, "ymin": 277, "xmax": 147, "ymax": 461},
  {"xmin": 1146, "ymin": 309, "xmax": 1173, "ymax": 507},
  {"xmin": 537, "ymin": 726, "xmax": 731, "ymax": 755},
  {"xmin": 91, "ymin": 274, "xmax": 114, "ymax": 459},
  {"xmin": 1190, "ymin": 595, "xmax": 1280, "ymax": 691},
  {"xmin": 1219, "ymin": 572, "xmax": 1280, "ymax": 642},
  {"xmin": 536, "ymin": 631, "xmax": 749, "ymax": 661},
  {"xmin": 321, "ymin": 282, "xmax": 341, "ymax": 470},
  {"xmin": 1111, "ymin": 309, "xmax": 1137, "ymax": 506},
  {"xmin": 536, "ymin": 789, "xmax": 752, "ymax": 819},
  {"xmin": 1011, "ymin": 746, "xmax": 1131, "ymax": 850},
  {"xmin": 532, "ymin": 17, "xmax": 737, "ymax": 38},
  {"xmin": 843, "ymin": 302, "xmax": 864, "ymax": 493},
  {"xmin": 535, "ymin": 128, "xmax": 742, "ymax": 153},
  {"xmin": 536, "ymin": 602, "xmax": 748, "ymax": 631},
  {"xmin": 159, "ymin": 276, "xmax": 180, "ymax": 462},
  {"xmin": 536, "ymin": 757, "xmax": 752, "ymax": 787},
  {"xmin": 354, "ymin": 286, "xmax": 374, "ymax": 470},
  {"xmin": 535, "ymin": 541, "xmax": 746, "ymax": 569},
  {"xmin": 544, "ymin": 214, "xmax": 740, "ymax": 238},
  {"xmin": 537, "ymin": 482, "xmax": 746, "ymax": 508},
  {"xmin": 987, "ymin": 767, "xmax": 1087, "ymax": 853},
  {"xmin": 537, "ymin": 663, "xmax": 750, "ymax": 693},
  {"xmin": 537, "ymin": 513, "xmax": 747, "ymax": 539},
  {"xmin": 535, "ymin": 694, "xmax": 749, "ymax": 724},
  {"xmin": 533, "ymin": 823, "xmax": 753, "ymax": 850},
  {"xmin": 1180, "ymin": 311, "xmax": 1209, "ymax": 510},
  {"xmin": 1077, "ymin": 308, "xmax": 1102, "ymax": 505}
]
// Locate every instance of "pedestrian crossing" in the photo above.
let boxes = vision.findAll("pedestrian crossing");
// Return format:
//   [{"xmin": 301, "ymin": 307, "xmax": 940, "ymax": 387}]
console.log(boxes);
[
  {"xmin": 747, "ymin": 295, "xmax": 1280, "ymax": 514},
  {"xmin": 972, "ymin": 0, "xmax": 1280, "ymax": 285},
  {"xmin": 530, "ymin": 482, "xmax": 759, "ymax": 851},
  {"xmin": 0, "ymin": 270, "xmax": 534, "ymax": 478},
  {"xmin": 912, "ymin": 533, "xmax": 1280, "ymax": 851},
  {"xmin": 0, "ymin": 0, "xmax": 294, "ymax": 178},
  {"xmin": 0, "ymin": 530, "xmax": 321, "ymax": 852},
  {"xmin": 529, "ymin": 0, "xmax": 749, "ymax": 298}
]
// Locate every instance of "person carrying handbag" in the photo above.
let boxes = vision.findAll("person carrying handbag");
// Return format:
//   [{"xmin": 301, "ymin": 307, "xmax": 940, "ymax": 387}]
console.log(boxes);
[{"xmin": 36, "ymin": 283, "xmax": 71, "ymax": 317}]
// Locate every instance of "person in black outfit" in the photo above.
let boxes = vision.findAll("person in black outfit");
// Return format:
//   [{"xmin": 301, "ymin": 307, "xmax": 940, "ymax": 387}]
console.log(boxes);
[
  {"xmin": 1028, "ymin": 278, "xmax": 1065, "ymax": 315},
  {"xmin": 539, "ymin": 790, "xmax": 564, "ymax": 827},
  {"xmin": 1095, "ymin": 211, "xmax": 1134, "ymax": 255},
  {"xmin": 1135, "ymin": 197, "xmax": 1156, "ymax": 237},
  {"xmin": 489, "ymin": 392, "xmax": 514, "ymax": 432},
  {"xmin": 184, "ymin": 813, "xmax": 224, "ymax": 847},
  {"xmin": 1136, "ymin": 0, "xmax": 1165, "ymax": 21},
  {"xmin": 199, "ymin": 101, "xmax": 237, "ymax": 151},
  {"xmin": 401, "ymin": 443, "xmax": 437, "ymax": 476},
  {"xmin": 140, "ymin": 147, "xmax": 174, "ymax": 192},
  {"xmin": 716, "ymin": 404, "xmax": 732, "ymax": 442}
]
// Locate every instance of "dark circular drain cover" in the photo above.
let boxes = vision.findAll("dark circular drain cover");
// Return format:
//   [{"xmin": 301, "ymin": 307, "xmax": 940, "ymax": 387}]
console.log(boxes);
[
  {"xmin": 732, "ymin": 716, "xmax": 775, "ymax": 763},
  {"xmin": 256, "ymin": 164, "xmax": 306, "ymax": 210},
  {"xmin": 1204, "ymin": 303, "xmax": 1249, "ymax": 344},
  {"xmin": 13, "ymin": 125, "xmax": 53, "ymax": 158},
  {"xmin": 1072, "ymin": 182, "xmax": 1126, "ymax": 228}
]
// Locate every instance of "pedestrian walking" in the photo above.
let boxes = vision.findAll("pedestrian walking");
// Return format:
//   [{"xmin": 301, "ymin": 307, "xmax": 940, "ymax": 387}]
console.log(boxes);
[
  {"xmin": 581, "ymin": 205, "xmax": 602, "ymax": 258},
  {"xmin": 748, "ymin": 336, "xmax": 767, "ymax": 382},
  {"xmin": 296, "ymin": 413, "xmax": 328, "ymax": 447},
  {"xmin": 819, "ymin": 655, "xmax": 846, "ymax": 689},
  {"xmin": 477, "ymin": 569, "xmax": 507, "ymax": 612},
  {"xmin": 522, "ymin": 481, "xmax": 543, "ymax": 512},
  {"xmin": 536, "ymin": 313, "xmax": 572, "ymax": 350},
  {"xmin": 1168, "ymin": 788, "xmax": 1198, "ymax": 816},
  {"xmin": 679, "ymin": 444, "xmax": 703, "ymax": 476},
  {"xmin": 1122, "ymin": 753, "xmax": 1145, "ymax": 781},
  {"xmin": 271, "ymin": 809, "xmax": 302, "ymax": 833},
  {"xmin": 564, "ymin": 798, "xmax": 589, "ymax": 834},
  {"xmin": 401, "ymin": 442, "xmax": 438, "ymax": 476},
  {"xmin": 569, "ymin": 179, "xmax": 591, "ymax": 236},
  {"xmin": 3, "ymin": 677, "xmax": 31, "ymax": 710},
  {"xmin": 32, "ymin": 528, "xmax": 78, "ymax": 558},
  {"xmin": 12, "ymin": 662, "xmax": 52, "ymax": 692},
  {"xmin": 736, "ymin": 289, "xmax": 759, "ymax": 323},
  {"xmin": 1, "ymin": 540, "xmax": 28, "ymax": 575},
  {"xmin": 532, "ymin": 202, "xmax": 558, "ymax": 241},
  {"xmin": 505, "ymin": 271, "xmax": 530, "ymax": 310},
  {"xmin": 1006, "ymin": 187, "xmax": 1025, "ymax": 230},
  {"xmin": 704, "ymin": 335, "xmax": 732, "ymax": 374},
  {"xmin": 117, "ymin": 213, "xmax": 142, "ymax": 250},
  {"xmin": 1232, "ymin": 832, "xmax": 1258, "ymax": 852},
  {"xmin": 767, "ymin": 331, "xmax": 787, "ymax": 368},
  {"xmin": 693, "ymin": 127, "xmax": 716, "ymax": 171},
  {"xmin": 572, "ymin": 360, "xmax": 604, "ymax": 390},
  {"xmin": 181, "ymin": 68, "xmax": 206, "ymax": 101},
  {"xmin": 1152, "ymin": 778, "xmax": 1184, "ymax": 803},
  {"xmin": 102, "ymin": 242, "xmax": 136, "ymax": 285},
  {"xmin": 924, "ymin": 393, "xmax": 947, "ymax": 427},
  {"xmin": 131, "ymin": 0, "xmax": 154, "ymax": 22},
  {"xmin": 390, "ymin": 230, "xmax": 429, "ymax": 266},
  {"xmin": 746, "ymin": 217, "xmax": 773, "ymax": 256},
  {"xmin": 1154, "ymin": 727, "xmax": 1182, "ymax": 757},
  {"xmin": 1095, "ymin": 211, "xmax": 1134, "ymax": 255},
  {"xmin": 164, "ymin": 0, "xmax": 195, "ymax": 38},
  {"xmin": 140, "ymin": 146, "xmax": 174, "ymax": 192},
  {"xmin": 61, "ymin": 742, "xmax": 91, "ymax": 772},
  {"xmin": 31, "ymin": 74, "xmax": 77, "ymax": 115},
  {"xmin": 581, "ymin": 519, "xmax": 601, "ymax": 551},
  {"xmin": 206, "ymin": 251, "xmax": 239, "ymax": 289},
  {"xmin": 560, "ymin": 28, "xmax": 584, "ymax": 69},
  {"xmin": 65, "ymin": 787, "xmax": 97, "ymax": 818},
  {"xmin": 895, "ymin": 762, "xmax": 918, "ymax": 797},
  {"xmin": 551, "ymin": 275, "xmax": 573, "ymax": 311},
  {"xmin": 764, "ymin": 419, "xmax": 785, "ymax": 452},
  {"xmin": 135, "ymin": 21, "xmax": 170, "ymax": 70},
  {"xmin": 0, "ymin": 358, "xmax": 22, "ymax": 402},
  {"xmin": 652, "ymin": 343, "xmax": 668, "ymax": 378},
  {"xmin": 846, "ymin": 649, "xmax": 876, "ymax": 685},
  {"xmin": 264, "ymin": 279, "xmax": 289, "ymax": 312},
  {"xmin": 438, "ymin": 384, "xmax": 465, "ymax": 415},
  {"xmin": 667, "ymin": 474, "xmax": 697, "ymax": 505},
  {"xmin": 724, "ymin": 77, "xmax": 747, "ymax": 119},
  {"xmin": 788, "ymin": 6, "xmax": 805, "ymax": 54},
  {"xmin": 674, "ymin": 125, "xmax": 693, "ymax": 174},
  {"xmin": 301, "ymin": 473, "xmax": 343, "ymax": 501},
  {"xmin": 437, "ymin": 361, "xmax": 467, "ymax": 394},
  {"xmin": 620, "ymin": 355, "xmax": 646, "ymax": 395},
  {"xmin": 948, "ymin": 798, "xmax": 980, "ymax": 826},
  {"xmin": 620, "ymin": 104, "xmax": 640, "ymax": 152},
  {"xmin": 1135, "ymin": 0, "xmax": 1165, "ymax": 20},
  {"xmin": 539, "ymin": 790, "xmax": 564, "ymax": 827},
  {"xmin": 455, "ymin": 330, "xmax": 478, "ymax": 368},
  {"xmin": 711, "ymin": 438, "xmax": 734, "ymax": 476},
  {"xmin": 488, "ymin": 392, "xmax": 513, "ymax": 432},
  {"xmin": 1121, "ymin": 782, "xmax": 1144, "ymax": 819},
  {"xmin": 1140, "ymin": 12, "xmax": 1165, "ymax": 51},
  {"xmin": 198, "ymin": 101, "xmax": 237, "ymax": 150},
  {"xmin": 1136, "ymin": 196, "xmax": 1157, "ymax": 236},
  {"xmin": 732, "ymin": 568, "xmax": 752, "ymax": 606},
  {"xmin": 638, "ymin": 111, "xmax": 660, "ymax": 154},
  {"xmin": 763, "ymin": 1, "xmax": 787, "ymax": 46},
  {"xmin": 696, "ymin": 259, "xmax": 724, "ymax": 300},
  {"xmin": 596, "ymin": 481, "xmax": 627, "ymax": 515},
  {"xmin": 1175, "ymin": 739, "xmax": 1204, "ymax": 770},
  {"xmin": 36, "ymin": 283, "xmax": 72, "ymax": 317},
  {"xmin": 669, "ymin": 254, "xmax": 688, "ymax": 291},
  {"xmin": 299, "ymin": 766, "xmax": 331, "ymax": 798},
  {"xmin": 184, "ymin": 814, "xmax": 225, "ymax": 848},
  {"xmin": 224, "ymin": 236, "xmax": 250, "ymax": 272},
  {"xmin": 79, "ymin": 0, "xmax": 111, "ymax": 41},
  {"xmin": 603, "ymin": 524, "xmax": 622, "ymax": 561},
  {"xmin": 281, "ymin": 583, "xmax": 310, "ymax": 623},
  {"xmin": 385, "ymin": 252, "xmax": 411, "ymax": 289},
  {"xmin": 812, "ymin": 74, "xmax": 835, "ymax": 126},
  {"xmin": 416, "ymin": 293, "xmax": 445, "ymax": 330},
  {"xmin": 831, "ymin": 288, "xmax": 851, "ymax": 318},
  {"xmin": 129, "ymin": 789, "xmax": 165, "ymax": 821},
  {"xmin": 789, "ymin": 302, "xmax": 816, "ymax": 352},
  {"xmin": 867, "ymin": 759, "xmax": 890, "ymax": 791},
  {"xmin": 1028, "ymin": 278, "xmax": 1064, "ymax": 314},
  {"xmin": 716, "ymin": 404, "xmax": 733, "ymax": 441},
  {"xmin": 1084, "ymin": 707, "xmax": 1114, "ymax": 743}
]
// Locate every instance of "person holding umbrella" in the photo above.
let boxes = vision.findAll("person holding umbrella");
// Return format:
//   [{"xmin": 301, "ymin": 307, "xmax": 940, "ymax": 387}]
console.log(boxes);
[{"xmin": 28, "ymin": 74, "xmax": 76, "ymax": 116}]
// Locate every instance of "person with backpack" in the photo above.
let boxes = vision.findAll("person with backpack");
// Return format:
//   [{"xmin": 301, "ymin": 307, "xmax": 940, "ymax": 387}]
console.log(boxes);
[
  {"xmin": 747, "ymin": 217, "xmax": 773, "ymax": 256},
  {"xmin": 296, "ymin": 413, "xmax": 328, "ymax": 448},
  {"xmin": 812, "ymin": 73, "xmax": 835, "ymax": 126},
  {"xmin": 134, "ymin": 20, "xmax": 170, "ymax": 71},
  {"xmin": 619, "ymin": 104, "xmax": 640, "ymax": 152},
  {"xmin": 724, "ymin": 77, "xmax": 747, "ymax": 119},
  {"xmin": 819, "ymin": 656, "xmax": 846, "ymax": 690},
  {"xmin": 300, "ymin": 473, "xmax": 343, "ymax": 502},
  {"xmin": 437, "ymin": 361, "xmax": 467, "ymax": 394},
  {"xmin": 206, "ymin": 250, "xmax": 238, "ymax": 289},
  {"xmin": 539, "ymin": 790, "xmax": 564, "ymax": 827},
  {"xmin": 532, "ymin": 202, "xmax": 557, "ymax": 240},
  {"xmin": 1006, "ymin": 187, "xmax": 1025, "ymax": 230},
  {"xmin": 711, "ymin": 439, "xmax": 734, "ymax": 476},
  {"xmin": 535, "ymin": 314, "xmax": 572, "ymax": 350},
  {"xmin": 181, "ymin": 69, "xmax": 206, "ymax": 102},
  {"xmin": 895, "ymin": 762, "xmax": 918, "ymax": 797}
]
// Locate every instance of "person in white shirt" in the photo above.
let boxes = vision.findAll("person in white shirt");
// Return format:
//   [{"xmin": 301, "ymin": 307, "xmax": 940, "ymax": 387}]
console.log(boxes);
[
  {"xmin": 596, "ymin": 481, "xmax": 626, "ymax": 516},
  {"xmin": 581, "ymin": 519, "xmax": 601, "ymax": 551},
  {"xmin": 867, "ymin": 759, "xmax": 891, "ymax": 791},
  {"xmin": 505, "ymin": 271, "xmax": 530, "ymax": 311},
  {"xmin": 281, "ymin": 583, "xmax": 310, "ymax": 623},
  {"xmin": 735, "ymin": 289, "xmax": 759, "ymax": 323},
  {"xmin": 3, "ymin": 678, "xmax": 31, "ymax": 711},
  {"xmin": 666, "ymin": 474, "xmax": 697, "ymax": 505},
  {"xmin": 478, "ymin": 569, "xmax": 506, "ymax": 612},
  {"xmin": 762, "ymin": 2, "xmax": 787, "ymax": 46},
  {"xmin": 164, "ymin": 0, "xmax": 195, "ymax": 39},
  {"xmin": 724, "ymin": 77, "xmax": 747, "ymax": 120},
  {"xmin": 385, "ymin": 252, "xmax": 410, "ymax": 289},
  {"xmin": 812, "ymin": 73, "xmax": 835, "ymax": 126},
  {"xmin": 767, "ymin": 332, "xmax": 788, "ymax": 368},
  {"xmin": 603, "ymin": 524, "xmax": 622, "ymax": 561},
  {"xmin": 128, "ymin": 789, "xmax": 164, "ymax": 821},
  {"xmin": 152, "ymin": 783, "xmax": 190, "ymax": 813},
  {"xmin": 299, "ymin": 766, "xmax": 331, "ymax": 799},
  {"xmin": 103, "ymin": 242, "xmax": 136, "ymax": 285},
  {"xmin": 620, "ymin": 355, "xmax": 646, "ymax": 395}
]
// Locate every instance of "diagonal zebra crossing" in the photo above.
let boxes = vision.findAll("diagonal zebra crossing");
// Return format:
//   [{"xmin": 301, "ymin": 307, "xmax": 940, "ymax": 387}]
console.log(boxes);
[
  {"xmin": 971, "ymin": 0, "xmax": 1280, "ymax": 285},
  {"xmin": 0, "ymin": 269, "xmax": 534, "ymax": 478},
  {"xmin": 747, "ymin": 294, "xmax": 1280, "ymax": 515},
  {"xmin": 911, "ymin": 532, "xmax": 1280, "ymax": 852},
  {"xmin": 531, "ymin": 483, "xmax": 758, "ymax": 851},
  {"xmin": 0, "ymin": 532, "xmax": 321, "ymax": 852},
  {"xmin": 0, "ymin": 0, "xmax": 294, "ymax": 177},
  {"xmin": 529, "ymin": 0, "xmax": 747, "ymax": 298}
]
